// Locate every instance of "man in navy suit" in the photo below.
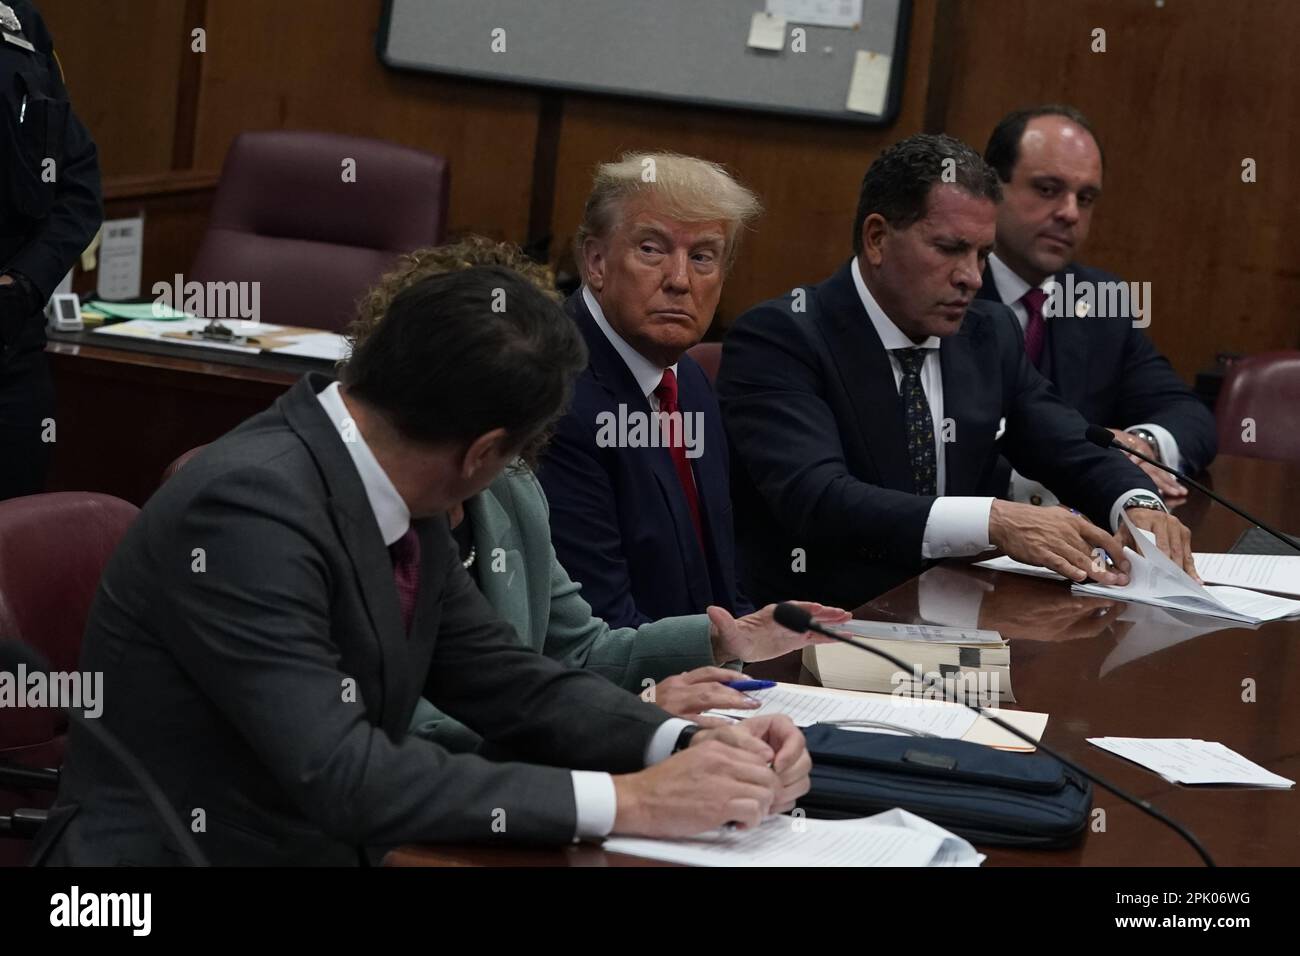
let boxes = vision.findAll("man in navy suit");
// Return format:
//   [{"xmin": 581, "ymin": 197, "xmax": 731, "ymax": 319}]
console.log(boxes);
[
  {"xmin": 718, "ymin": 134, "xmax": 1197, "ymax": 611},
  {"xmin": 980, "ymin": 105, "xmax": 1216, "ymax": 506},
  {"xmin": 538, "ymin": 153, "xmax": 762, "ymax": 633}
]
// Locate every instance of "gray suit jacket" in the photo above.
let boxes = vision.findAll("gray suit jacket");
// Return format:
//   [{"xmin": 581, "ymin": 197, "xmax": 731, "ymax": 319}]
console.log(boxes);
[
  {"xmin": 33, "ymin": 373, "xmax": 669, "ymax": 866},
  {"xmin": 410, "ymin": 466, "xmax": 716, "ymax": 752}
]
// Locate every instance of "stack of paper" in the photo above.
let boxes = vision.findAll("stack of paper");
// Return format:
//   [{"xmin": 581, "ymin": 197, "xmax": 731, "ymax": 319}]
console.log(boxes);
[
  {"xmin": 603, "ymin": 807, "xmax": 984, "ymax": 867},
  {"xmin": 704, "ymin": 682, "xmax": 1047, "ymax": 751},
  {"xmin": 804, "ymin": 619, "xmax": 1014, "ymax": 705},
  {"xmin": 268, "ymin": 331, "xmax": 350, "ymax": 362},
  {"xmin": 1088, "ymin": 737, "xmax": 1295, "ymax": 788},
  {"xmin": 1192, "ymin": 552, "xmax": 1300, "ymax": 597},
  {"xmin": 976, "ymin": 512, "xmax": 1300, "ymax": 624}
]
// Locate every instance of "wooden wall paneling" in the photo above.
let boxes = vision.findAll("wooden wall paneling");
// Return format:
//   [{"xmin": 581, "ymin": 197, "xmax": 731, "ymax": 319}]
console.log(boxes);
[
  {"xmin": 39, "ymin": 0, "xmax": 190, "ymax": 179},
  {"xmin": 937, "ymin": 0, "xmax": 1300, "ymax": 379},
  {"xmin": 192, "ymin": 0, "xmax": 542, "ymax": 243},
  {"xmin": 546, "ymin": 0, "xmax": 940, "ymax": 333}
]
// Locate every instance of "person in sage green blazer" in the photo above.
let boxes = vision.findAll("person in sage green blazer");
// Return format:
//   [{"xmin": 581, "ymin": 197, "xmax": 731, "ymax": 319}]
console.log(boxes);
[
  {"xmin": 409, "ymin": 461, "xmax": 847, "ymax": 752},
  {"xmin": 346, "ymin": 236, "xmax": 848, "ymax": 753}
]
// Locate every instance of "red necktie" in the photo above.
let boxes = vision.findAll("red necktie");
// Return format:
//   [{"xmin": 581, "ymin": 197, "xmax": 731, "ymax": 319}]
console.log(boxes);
[
  {"xmin": 1021, "ymin": 287, "xmax": 1048, "ymax": 369},
  {"xmin": 389, "ymin": 527, "xmax": 421, "ymax": 634},
  {"xmin": 653, "ymin": 368, "xmax": 705, "ymax": 548}
]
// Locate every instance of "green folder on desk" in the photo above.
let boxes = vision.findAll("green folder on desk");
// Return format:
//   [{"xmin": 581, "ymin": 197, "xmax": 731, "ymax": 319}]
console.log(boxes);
[{"xmin": 85, "ymin": 300, "xmax": 192, "ymax": 321}]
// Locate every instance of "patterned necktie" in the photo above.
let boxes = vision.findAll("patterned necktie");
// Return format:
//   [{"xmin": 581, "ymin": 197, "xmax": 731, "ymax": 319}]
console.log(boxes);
[
  {"xmin": 389, "ymin": 527, "xmax": 421, "ymax": 634},
  {"xmin": 1021, "ymin": 287, "xmax": 1048, "ymax": 369},
  {"xmin": 893, "ymin": 348, "xmax": 937, "ymax": 496},
  {"xmin": 653, "ymin": 368, "xmax": 705, "ymax": 547}
]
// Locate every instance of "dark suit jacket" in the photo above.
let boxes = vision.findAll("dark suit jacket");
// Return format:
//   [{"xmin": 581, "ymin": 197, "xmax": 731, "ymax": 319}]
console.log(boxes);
[
  {"xmin": 536, "ymin": 292, "xmax": 751, "ymax": 629},
  {"xmin": 33, "ymin": 373, "xmax": 669, "ymax": 866},
  {"xmin": 978, "ymin": 261, "xmax": 1216, "ymax": 476},
  {"xmin": 717, "ymin": 260, "xmax": 1160, "ymax": 611}
]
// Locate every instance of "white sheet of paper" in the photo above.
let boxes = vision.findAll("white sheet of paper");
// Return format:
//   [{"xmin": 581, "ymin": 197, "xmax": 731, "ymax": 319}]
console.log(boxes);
[
  {"xmin": 707, "ymin": 683, "xmax": 978, "ymax": 738},
  {"xmin": 746, "ymin": 11, "xmax": 786, "ymax": 51},
  {"xmin": 603, "ymin": 808, "xmax": 983, "ymax": 867},
  {"xmin": 976, "ymin": 523, "xmax": 1300, "ymax": 624},
  {"xmin": 1193, "ymin": 552, "xmax": 1300, "ymax": 597},
  {"xmin": 270, "ymin": 332, "xmax": 350, "ymax": 362},
  {"xmin": 846, "ymin": 50, "xmax": 891, "ymax": 115},
  {"xmin": 1088, "ymin": 737, "xmax": 1295, "ymax": 788},
  {"xmin": 767, "ymin": 0, "xmax": 863, "ymax": 29},
  {"xmin": 96, "ymin": 217, "xmax": 144, "ymax": 300},
  {"xmin": 92, "ymin": 317, "xmax": 266, "ymax": 354}
]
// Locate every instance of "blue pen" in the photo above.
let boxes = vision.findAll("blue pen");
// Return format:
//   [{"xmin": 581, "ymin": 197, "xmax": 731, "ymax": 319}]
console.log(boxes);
[{"xmin": 722, "ymin": 679, "xmax": 776, "ymax": 692}]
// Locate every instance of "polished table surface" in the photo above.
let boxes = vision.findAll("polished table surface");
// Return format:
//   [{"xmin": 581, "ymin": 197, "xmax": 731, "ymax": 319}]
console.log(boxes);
[{"xmin": 387, "ymin": 455, "xmax": 1300, "ymax": 867}]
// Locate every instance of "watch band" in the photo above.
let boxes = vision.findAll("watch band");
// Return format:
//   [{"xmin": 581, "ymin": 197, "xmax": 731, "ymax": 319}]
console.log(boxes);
[
  {"xmin": 1127, "ymin": 428, "xmax": 1162, "ymax": 463},
  {"xmin": 672, "ymin": 725, "xmax": 700, "ymax": 753}
]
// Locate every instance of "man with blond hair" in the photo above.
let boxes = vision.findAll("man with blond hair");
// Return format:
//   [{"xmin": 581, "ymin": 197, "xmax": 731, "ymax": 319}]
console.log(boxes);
[{"xmin": 537, "ymin": 153, "xmax": 761, "ymax": 631}]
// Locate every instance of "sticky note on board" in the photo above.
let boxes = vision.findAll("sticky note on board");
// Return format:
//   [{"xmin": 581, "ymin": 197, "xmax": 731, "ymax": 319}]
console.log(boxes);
[
  {"xmin": 846, "ymin": 50, "xmax": 891, "ymax": 115},
  {"xmin": 747, "ymin": 11, "xmax": 787, "ymax": 51}
]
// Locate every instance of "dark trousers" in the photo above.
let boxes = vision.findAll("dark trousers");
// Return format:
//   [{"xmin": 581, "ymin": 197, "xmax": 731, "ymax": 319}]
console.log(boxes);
[{"xmin": 0, "ymin": 343, "xmax": 54, "ymax": 500}]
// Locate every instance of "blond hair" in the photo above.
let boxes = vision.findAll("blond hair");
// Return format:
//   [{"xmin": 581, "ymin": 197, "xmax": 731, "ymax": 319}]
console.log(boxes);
[{"xmin": 573, "ymin": 152, "xmax": 762, "ymax": 280}]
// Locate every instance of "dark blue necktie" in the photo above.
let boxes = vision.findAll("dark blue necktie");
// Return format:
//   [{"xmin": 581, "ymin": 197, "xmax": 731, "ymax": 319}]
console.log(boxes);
[{"xmin": 893, "ymin": 348, "xmax": 937, "ymax": 496}]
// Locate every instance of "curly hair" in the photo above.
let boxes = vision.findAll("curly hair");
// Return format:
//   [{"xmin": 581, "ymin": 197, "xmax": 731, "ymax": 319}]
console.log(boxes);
[
  {"xmin": 343, "ymin": 236, "xmax": 572, "ymax": 468},
  {"xmin": 348, "ymin": 235, "xmax": 562, "ymax": 354}
]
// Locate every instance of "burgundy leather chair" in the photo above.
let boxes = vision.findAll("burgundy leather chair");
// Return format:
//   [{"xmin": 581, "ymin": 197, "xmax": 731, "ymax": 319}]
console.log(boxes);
[
  {"xmin": 1215, "ymin": 351, "xmax": 1300, "ymax": 463},
  {"xmin": 0, "ymin": 493, "xmax": 139, "ymax": 865},
  {"xmin": 687, "ymin": 341, "xmax": 723, "ymax": 385},
  {"xmin": 189, "ymin": 130, "xmax": 450, "ymax": 332}
]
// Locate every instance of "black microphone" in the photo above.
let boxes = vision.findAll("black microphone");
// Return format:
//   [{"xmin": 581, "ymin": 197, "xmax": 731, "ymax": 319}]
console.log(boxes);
[
  {"xmin": 1085, "ymin": 423, "xmax": 1300, "ymax": 554},
  {"xmin": 0, "ymin": 641, "xmax": 209, "ymax": 866},
  {"xmin": 773, "ymin": 602, "xmax": 1216, "ymax": 866}
]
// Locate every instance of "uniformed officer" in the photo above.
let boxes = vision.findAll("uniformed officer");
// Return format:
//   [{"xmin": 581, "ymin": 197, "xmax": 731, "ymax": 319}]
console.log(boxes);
[{"xmin": 0, "ymin": 0, "xmax": 101, "ymax": 499}]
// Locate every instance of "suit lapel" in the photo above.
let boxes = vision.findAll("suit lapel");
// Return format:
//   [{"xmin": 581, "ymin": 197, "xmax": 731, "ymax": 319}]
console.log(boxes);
[
  {"xmin": 938, "ymin": 324, "xmax": 984, "ymax": 496},
  {"xmin": 466, "ymin": 481, "xmax": 534, "ymax": 648},
  {"xmin": 568, "ymin": 294, "xmax": 712, "ymax": 598},
  {"xmin": 281, "ymin": 373, "xmax": 414, "ymax": 732},
  {"xmin": 816, "ymin": 263, "xmax": 913, "ymax": 492},
  {"xmin": 1042, "ymin": 266, "xmax": 1087, "ymax": 405}
]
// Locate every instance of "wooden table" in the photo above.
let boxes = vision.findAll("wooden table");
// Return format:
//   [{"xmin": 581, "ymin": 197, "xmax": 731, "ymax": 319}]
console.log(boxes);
[
  {"xmin": 386, "ymin": 455, "xmax": 1300, "ymax": 867},
  {"xmin": 44, "ymin": 331, "xmax": 332, "ymax": 505}
]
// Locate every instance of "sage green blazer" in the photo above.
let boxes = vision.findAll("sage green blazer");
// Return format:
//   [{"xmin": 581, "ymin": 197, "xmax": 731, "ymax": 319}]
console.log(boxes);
[{"xmin": 409, "ymin": 464, "xmax": 714, "ymax": 751}]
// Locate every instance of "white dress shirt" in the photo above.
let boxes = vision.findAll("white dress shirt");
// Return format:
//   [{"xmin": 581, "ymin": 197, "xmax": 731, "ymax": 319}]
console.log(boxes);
[
  {"xmin": 988, "ymin": 253, "xmax": 1183, "ymax": 486},
  {"xmin": 852, "ymin": 259, "xmax": 1157, "ymax": 557},
  {"xmin": 584, "ymin": 286, "xmax": 678, "ymax": 410},
  {"xmin": 316, "ymin": 381, "xmax": 688, "ymax": 840},
  {"xmin": 851, "ymin": 259, "xmax": 993, "ymax": 558}
]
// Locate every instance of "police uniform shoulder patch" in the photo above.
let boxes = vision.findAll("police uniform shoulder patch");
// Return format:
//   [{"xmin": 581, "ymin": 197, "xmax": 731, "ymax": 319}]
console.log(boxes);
[{"xmin": 0, "ymin": 3, "xmax": 21, "ymax": 32}]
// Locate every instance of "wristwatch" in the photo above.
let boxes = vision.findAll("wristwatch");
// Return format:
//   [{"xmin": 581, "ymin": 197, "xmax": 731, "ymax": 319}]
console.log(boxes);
[
  {"xmin": 1127, "ymin": 428, "xmax": 1162, "ymax": 462},
  {"xmin": 672, "ymin": 725, "xmax": 701, "ymax": 753},
  {"xmin": 1122, "ymin": 494, "xmax": 1166, "ymax": 513}
]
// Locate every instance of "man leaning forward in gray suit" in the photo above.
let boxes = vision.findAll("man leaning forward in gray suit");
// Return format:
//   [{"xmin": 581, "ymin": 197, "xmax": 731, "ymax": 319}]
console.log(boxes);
[{"xmin": 33, "ymin": 266, "xmax": 809, "ymax": 866}]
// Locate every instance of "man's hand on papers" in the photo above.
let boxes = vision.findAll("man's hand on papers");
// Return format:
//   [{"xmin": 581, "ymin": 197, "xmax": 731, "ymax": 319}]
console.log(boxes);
[
  {"xmin": 611, "ymin": 723, "xmax": 793, "ymax": 836},
  {"xmin": 706, "ymin": 600, "xmax": 850, "ymax": 664},
  {"xmin": 694, "ymin": 715, "xmax": 810, "ymax": 814},
  {"xmin": 989, "ymin": 500, "xmax": 1130, "ymax": 585},
  {"xmin": 1120, "ymin": 507, "xmax": 1199, "ymax": 581}
]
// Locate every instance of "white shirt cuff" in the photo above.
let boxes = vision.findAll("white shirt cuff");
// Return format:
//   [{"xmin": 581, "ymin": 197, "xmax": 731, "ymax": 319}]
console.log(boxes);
[
  {"xmin": 571, "ymin": 771, "xmax": 617, "ymax": 841},
  {"xmin": 646, "ymin": 718, "xmax": 694, "ymax": 765},
  {"xmin": 920, "ymin": 497, "xmax": 995, "ymax": 559},
  {"xmin": 570, "ymin": 718, "xmax": 692, "ymax": 841},
  {"xmin": 1109, "ymin": 488, "xmax": 1168, "ymax": 532},
  {"xmin": 1128, "ymin": 423, "xmax": 1182, "ymax": 473}
]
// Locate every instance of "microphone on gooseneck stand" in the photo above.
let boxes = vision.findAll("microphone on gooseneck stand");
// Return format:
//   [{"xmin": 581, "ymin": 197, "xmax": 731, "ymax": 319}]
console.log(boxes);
[
  {"xmin": 1084, "ymin": 423, "xmax": 1300, "ymax": 555},
  {"xmin": 772, "ymin": 602, "xmax": 1217, "ymax": 867},
  {"xmin": 0, "ymin": 640, "xmax": 209, "ymax": 866}
]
